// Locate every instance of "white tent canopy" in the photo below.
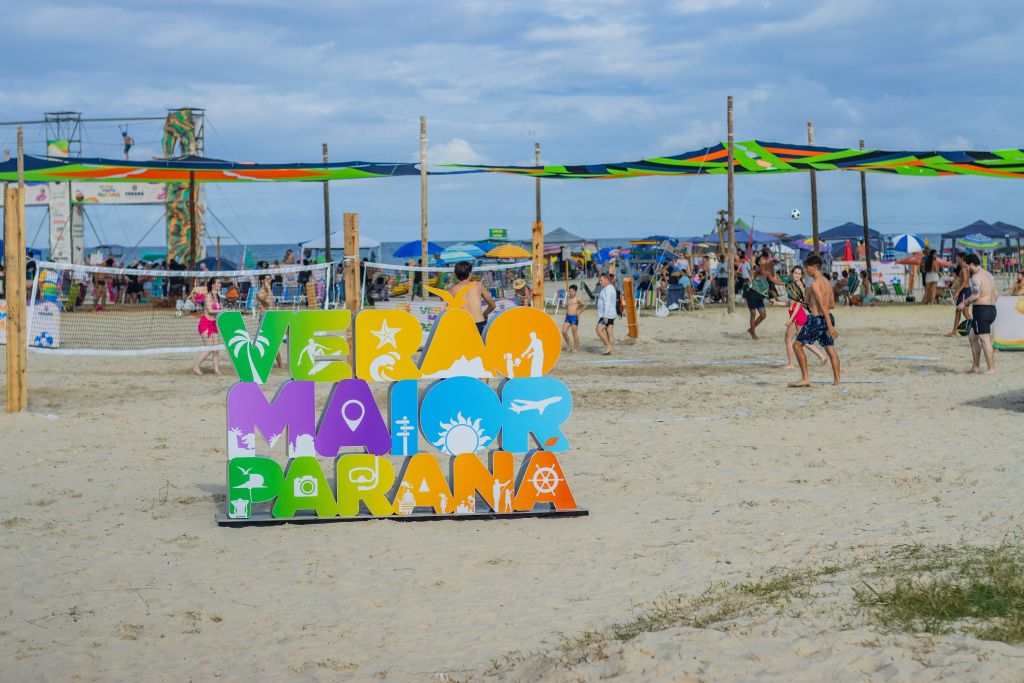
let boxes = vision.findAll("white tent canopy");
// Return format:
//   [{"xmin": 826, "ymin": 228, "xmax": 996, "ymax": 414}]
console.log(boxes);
[{"xmin": 300, "ymin": 231, "xmax": 381, "ymax": 250}]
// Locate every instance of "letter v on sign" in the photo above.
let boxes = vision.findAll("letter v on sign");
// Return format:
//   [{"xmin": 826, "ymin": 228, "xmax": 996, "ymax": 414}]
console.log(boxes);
[{"xmin": 218, "ymin": 311, "xmax": 292, "ymax": 384}]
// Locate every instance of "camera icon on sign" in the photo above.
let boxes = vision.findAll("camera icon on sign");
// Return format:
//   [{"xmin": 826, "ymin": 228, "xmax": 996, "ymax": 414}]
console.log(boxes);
[{"xmin": 294, "ymin": 476, "xmax": 318, "ymax": 497}]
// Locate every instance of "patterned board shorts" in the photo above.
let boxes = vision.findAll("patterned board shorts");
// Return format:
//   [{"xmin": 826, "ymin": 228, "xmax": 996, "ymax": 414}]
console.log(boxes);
[{"xmin": 796, "ymin": 313, "xmax": 836, "ymax": 347}]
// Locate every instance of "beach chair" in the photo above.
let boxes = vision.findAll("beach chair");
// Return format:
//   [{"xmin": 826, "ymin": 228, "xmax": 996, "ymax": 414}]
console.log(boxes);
[
  {"xmin": 892, "ymin": 282, "xmax": 908, "ymax": 301},
  {"xmin": 581, "ymin": 281, "xmax": 597, "ymax": 302},
  {"xmin": 243, "ymin": 287, "xmax": 257, "ymax": 315},
  {"xmin": 546, "ymin": 288, "xmax": 567, "ymax": 314},
  {"xmin": 692, "ymin": 280, "xmax": 711, "ymax": 310}
]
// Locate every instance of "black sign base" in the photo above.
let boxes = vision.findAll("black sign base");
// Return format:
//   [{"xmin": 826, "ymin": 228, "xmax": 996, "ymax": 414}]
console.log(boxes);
[{"xmin": 217, "ymin": 508, "xmax": 589, "ymax": 526}]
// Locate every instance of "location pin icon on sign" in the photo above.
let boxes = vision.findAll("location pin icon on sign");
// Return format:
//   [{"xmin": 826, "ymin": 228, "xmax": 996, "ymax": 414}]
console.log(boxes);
[{"xmin": 341, "ymin": 399, "xmax": 366, "ymax": 432}]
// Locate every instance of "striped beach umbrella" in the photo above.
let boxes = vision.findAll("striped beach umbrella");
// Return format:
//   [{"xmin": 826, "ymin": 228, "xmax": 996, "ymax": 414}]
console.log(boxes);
[
  {"xmin": 892, "ymin": 233, "xmax": 925, "ymax": 253},
  {"xmin": 958, "ymin": 233, "xmax": 1000, "ymax": 250},
  {"xmin": 485, "ymin": 244, "xmax": 532, "ymax": 259}
]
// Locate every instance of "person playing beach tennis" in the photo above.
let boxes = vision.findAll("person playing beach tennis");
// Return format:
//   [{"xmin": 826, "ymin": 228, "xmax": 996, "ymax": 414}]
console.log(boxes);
[
  {"xmin": 959, "ymin": 253, "xmax": 998, "ymax": 374},
  {"xmin": 746, "ymin": 253, "xmax": 783, "ymax": 340},
  {"xmin": 947, "ymin": 253, "xmax": 973, "ymax": 337},
  {"xmin": 790, "ymin": 254, "xmax": 840, "ymax": 387},
  {"xmin": 596, "ymin": 273, "xmax": 617, "ymax": 355},
  {"xmin": 561, "ymin": 284, "xmax": 586, "ymax": 352},
  {"xmin": 449, "ymin": 261, "xmax": 495, "ymax": 335},
  {"xmin": 782, "ymin": 265, "xmax": 827, "ymax": 370}
]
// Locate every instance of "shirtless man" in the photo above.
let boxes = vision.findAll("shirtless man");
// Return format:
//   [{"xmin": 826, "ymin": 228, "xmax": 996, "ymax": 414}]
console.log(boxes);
[
  {"xmin": 561, "ymin": 284, "xmax": 586, "ymax": 352},
  {"xmin": 790, "ymin": 254, "xmax": 840, "ymax": 387},
  {"xmin": 449, "ymin": 260, "xmax": 495, "ymax": 334},
  {"xmin": 958, "ymin": 253, "xmax": 998, "ymax": 374},
  {"xmin": 946, "ymin": 254, "xmax": 972, "ymax": 336}
]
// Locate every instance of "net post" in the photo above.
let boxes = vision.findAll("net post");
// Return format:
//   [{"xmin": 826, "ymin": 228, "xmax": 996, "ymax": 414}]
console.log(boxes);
[
  {"xmin": 622, "ymin": 276, "xmax": 638, "ymax": 339},
  {"xmin": 531, "ymin": 220, "xmax": 544, "ymax": 308},
  {"xmin": 343, "ymin": 213, "xmax": 360, "ymax": 368},
  {"xmin": 5, "ymin": 126, "xmax": 27, "ymax": 412}
]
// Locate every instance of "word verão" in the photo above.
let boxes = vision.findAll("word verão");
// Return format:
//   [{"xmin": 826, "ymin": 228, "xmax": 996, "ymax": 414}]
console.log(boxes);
[{"xmin": 218, "ymin": 304, "xmax": 581, "ymax": 521}]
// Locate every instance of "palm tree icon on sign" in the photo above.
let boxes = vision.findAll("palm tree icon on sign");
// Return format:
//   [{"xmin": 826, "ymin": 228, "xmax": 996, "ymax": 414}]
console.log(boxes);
[{"xmin": 228, "ymin": 329, "xmax": 270, "ymax": 381}]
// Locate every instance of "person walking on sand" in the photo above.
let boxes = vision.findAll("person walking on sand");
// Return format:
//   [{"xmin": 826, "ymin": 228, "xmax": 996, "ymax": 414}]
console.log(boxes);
[
  {"xmin": 790, "ymin": 255, "xmax": 840, "ymax": 387},
  {"xmin": 193, "ymin": 277, "xmax": 223, "ymax": 375},
  {"xmin": 947, "ymin": 253, "xmax": 973, "ymax": 336},
  {"xmin": 959, "ymin": 253, "xmax": 999, "ymax": 374},
  {"xmin": 561, "ymin": 284, "xmax": 586, "ymax": 352},
  {"xmin": 783, "ymin": 266, "xmax": 828, "ymax": 369},
  {"xmin": 449, "ymin": 261, "xmax": 496, "ymax": 335},
  {"xmin": 922, "ymin": 249, "xmax": 940, "ymax": 304},
  {"xmin": 595, "ymin": 273, "xmax": 617, "ymax": 355},
  {"xmin": 746, "ymin": 254, "xmax": 783, "ymax": 340}
]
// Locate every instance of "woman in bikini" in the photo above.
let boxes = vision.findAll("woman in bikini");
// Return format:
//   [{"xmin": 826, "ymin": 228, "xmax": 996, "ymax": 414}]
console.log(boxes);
[
  {"xmin": 193, "ymin": 277, "xmax": 222, "ymax": 375},
  {"xmin": 256, "ymin": 273, "xmax": 286, "ymax": 369},
  {"xmin": 783, "ymin": 266, "xmax": 827, "ymax": 369}
]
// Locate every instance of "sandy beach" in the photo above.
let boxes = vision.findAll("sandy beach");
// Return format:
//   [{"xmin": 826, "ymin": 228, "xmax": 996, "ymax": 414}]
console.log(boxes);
[{"xmin": 2, "ymin": 303, "xmax": 1022, "ymax": 681}]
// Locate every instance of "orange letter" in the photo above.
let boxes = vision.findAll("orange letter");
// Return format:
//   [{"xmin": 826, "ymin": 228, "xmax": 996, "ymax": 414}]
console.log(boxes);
[
  {"xmin": 513, "ymin": 450, "xmax": 577, "ymax": 511},
  {"xmin": 451, "ymin": 451, "xmax": 515, "ymax": 513}
]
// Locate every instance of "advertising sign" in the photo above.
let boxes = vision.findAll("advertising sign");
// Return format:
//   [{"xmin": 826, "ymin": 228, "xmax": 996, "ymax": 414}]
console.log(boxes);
[
  {"xmin": 993, "ymin": 296, "xmax": 1024, "ymax": 350},
  {"xmin": 488, "ymin": 228, "xmax": 508, "ymax": 240},
  {"xmin": 218, "ymin": 288, "xmax": 584, "ymax": 524}
]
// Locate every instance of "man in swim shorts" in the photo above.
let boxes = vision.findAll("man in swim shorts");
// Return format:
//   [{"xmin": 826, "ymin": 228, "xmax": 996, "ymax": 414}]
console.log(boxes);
[
  {"xmin": 561, "ymin": 284, "xmax": 586, "ymax": 352},
  {"xmin": 958, "ymin": 253, "xmax": 998, "ymax": 374},
  {"xmin": 596, "ymin": 273, "xmax": 617, "ymax": 355},
  {"xmin": 745, "ymin": 254, "xmax": 783, "ymax": 340},
  {"xmin": 791, "ymin": 254, "xmax": 841, "ymax": 387}
]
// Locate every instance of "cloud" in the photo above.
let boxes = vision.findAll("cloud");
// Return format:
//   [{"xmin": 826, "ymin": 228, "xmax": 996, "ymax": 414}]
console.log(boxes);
[{"xmin": 425, "ymin": 138, "xmax": 489, "ymax": 165}]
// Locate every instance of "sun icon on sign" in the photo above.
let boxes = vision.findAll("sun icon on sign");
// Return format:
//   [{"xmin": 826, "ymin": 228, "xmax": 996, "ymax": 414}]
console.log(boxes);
[{"xmin": 432, "ymin": 412, "xmax": 491, "ymax": 455}]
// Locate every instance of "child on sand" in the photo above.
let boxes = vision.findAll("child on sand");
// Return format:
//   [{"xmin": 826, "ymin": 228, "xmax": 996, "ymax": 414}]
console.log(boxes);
[{"xmin": 561, "ymin": 285, "xmax": 586, "ymax": 352}]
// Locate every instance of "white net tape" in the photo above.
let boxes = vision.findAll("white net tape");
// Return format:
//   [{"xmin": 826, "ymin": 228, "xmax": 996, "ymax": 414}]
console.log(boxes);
[{"xmin": 19, "ymin": 260, "xmax": 335, "ymax": 356}]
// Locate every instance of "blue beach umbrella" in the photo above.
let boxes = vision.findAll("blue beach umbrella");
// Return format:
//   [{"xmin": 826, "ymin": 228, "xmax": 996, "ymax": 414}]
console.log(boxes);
[
  {"xmin": 438, "ymin": 247, "xmax": 477, "ymax": 263},
  {"xmin": 393, "ymin": 240, "xmax": 443, "ymax": 259},
  {"xmin": 892, "ymin": 233, "xmax": 925, "ymax": 253}
]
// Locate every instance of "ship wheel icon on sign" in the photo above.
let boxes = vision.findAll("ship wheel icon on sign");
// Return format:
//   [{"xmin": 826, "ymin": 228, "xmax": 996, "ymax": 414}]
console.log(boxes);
[{"xmin": 529, "ymin": 465, "xmax": 560, "ymax": 494}]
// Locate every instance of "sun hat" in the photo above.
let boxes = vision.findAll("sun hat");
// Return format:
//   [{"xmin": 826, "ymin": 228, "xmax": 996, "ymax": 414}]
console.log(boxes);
[{"xmin": 512, "ymin": 278, "xmax": 527, "ymax": 289}]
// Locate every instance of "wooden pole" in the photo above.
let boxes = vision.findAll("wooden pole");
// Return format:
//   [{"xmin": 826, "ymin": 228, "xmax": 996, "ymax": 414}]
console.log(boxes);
[
  {"xmin": 420, "ymin": 116, "xmax": 428, "ymax": 271},
  {"xmin": 534, "ymin": 142, "xmax": 541, "ymax": 222},
  {"xmin": 564, "ymin": 258, "xmax": 569, "ymax": 296},
  {"xmin": 343, "ymin": 212, "xmax": 360, "ymax": 367},
  {"xmin": 726, "ymin": 96, "xmax": 736, "ymax": 314},
  {"xmin": 532, "ymin": 220, "xmax": 544, "ymax": 308},
  {"xmin": 622, "ymin": 276, "xmax": 638, "ymax": 339},
  {"xmin": 188, "ymin": 170, "xmax": 198, "ymax": 268},
  {"xmin": 808, "ymin": 121, "xmax": 820, "ymax": 255},
  {"xmin": 322, "ymin": 143, "xmax": 332, "ymax": 263},
  {"xmin": 859, "ymin": 139, "xmax": 872, "ymax": 284},
  {"xmin": 5, "ymin": 127, "xmax": 27, "ymax": 412}
]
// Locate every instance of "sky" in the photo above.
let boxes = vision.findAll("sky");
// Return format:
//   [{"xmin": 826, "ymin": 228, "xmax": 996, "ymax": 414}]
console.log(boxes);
[{"xmin": 2, "ymin": 0, "xmax": 1023, "ymax": 248}]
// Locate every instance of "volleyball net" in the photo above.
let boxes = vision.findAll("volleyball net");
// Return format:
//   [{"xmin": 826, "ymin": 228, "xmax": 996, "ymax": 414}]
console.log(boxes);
[
  {"xmin": 358, "ymin": 260, "xmax": 534, "ymax": 331},
  {"xmin": 17, "ymin": 261, "xmax": 334, "ymax": 355},
  {"xmin": 11, "ymin": 258, "xmax": 536, "ymax": 355}
]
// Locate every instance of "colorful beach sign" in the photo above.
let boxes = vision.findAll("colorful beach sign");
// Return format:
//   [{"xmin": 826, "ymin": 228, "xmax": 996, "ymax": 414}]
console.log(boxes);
[{"xmin": 218, "ymin": 299, "xmax": 583, "ymax": 524}]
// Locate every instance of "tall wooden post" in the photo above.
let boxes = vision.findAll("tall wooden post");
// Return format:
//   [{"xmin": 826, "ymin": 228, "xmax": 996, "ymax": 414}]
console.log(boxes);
[
  {"xmin": 726, "ymin": 96, "xmax": 736, "ymax": 314},
  {"xmin": 322, "ymin": 143, "xmax": 332, "ymax": 263},
  {"xmin": 188, "ymin": 170, "xmax": 198, "ymax": 268},
  {"xmin": 859, "ymin": 139, "xmax": 872, "ymax": 284},
  {"xmin": 532, "ymin": 220, "xmax": 544, "ymax": 308},
  {"xmin": 808, "ymin": 121, "xmax": 820, "ymax": 255},
  {"xmin": 622, "ymin": 277, "xmax": 638, "ymax": 339},
  {"xmin": 419, "ymin": 116, "xmax": 429, "ymax": 270},
  {"xmin": 5, "ymin": 127, "xmax": 28, "ymax": 412},
  {"xmin": 343, "ymin": 212, "xmax": 360, "ymax": 367},
  {"xmin": 534, "ymin": 142, "xmax": 541, "ymax": 222}
]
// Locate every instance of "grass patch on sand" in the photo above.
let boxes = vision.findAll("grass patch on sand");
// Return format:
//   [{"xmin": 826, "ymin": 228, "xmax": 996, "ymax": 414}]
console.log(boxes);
[
  {"xmin": 855, "ymin": 540, "xmax": 1024, "ymax": 644},
  {"xmin": 473, "ymin": 539, "xmax": 1024, "ymax": 680}
]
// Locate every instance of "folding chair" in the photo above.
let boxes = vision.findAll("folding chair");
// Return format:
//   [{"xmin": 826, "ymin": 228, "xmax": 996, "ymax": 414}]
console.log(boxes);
[
  {"xmin": 692, "ymin": 280, "xmax": 711, "ymax": 310},
  {"xmin": 545, "ymin": 288, "xmax": 566, "ymax": 314}
]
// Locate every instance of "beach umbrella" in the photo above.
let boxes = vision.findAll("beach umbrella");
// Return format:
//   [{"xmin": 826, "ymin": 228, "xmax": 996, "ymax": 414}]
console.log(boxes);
[
  {"xmin": 958, "ymin": 233, "xmax": 1001, "ymax": 250},
  {"xmin": 842, "ymin": 240, "xmax": 854, "ymax": 261},
  {"xmin": 788, "ymin": 239, "xmax": 830, "ymax": 252},
  {"xmin": 896, "ymin": 253, "xmax": 953, "ymax": 267},
  {"xmin": 393, "ymin": 240, "xmax": 443, "ymax": 258},
  {"xmin": 438, "ymin": 246, "xmax": 477, "ymax": 263},
  {"xmin": 197, "ymin": 257, "xmax": 238, "ymax": 271},
  {"xmin": 485, "ymin": 244, "xmax": 531, "ymax": 259},
  {"xmin": 892, "ymin": 233, "xmax": 925, "ymax": 253}
]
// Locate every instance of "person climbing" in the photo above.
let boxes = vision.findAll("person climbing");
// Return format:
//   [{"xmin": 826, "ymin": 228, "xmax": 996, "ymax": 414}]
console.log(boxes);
[{"xmin": 120, "ymin": 126, "xmax": 134, "ymax": 161}]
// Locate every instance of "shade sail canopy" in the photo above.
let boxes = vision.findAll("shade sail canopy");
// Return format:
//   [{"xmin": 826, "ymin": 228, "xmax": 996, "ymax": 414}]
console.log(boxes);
[
  {"xmin": 818, "ymin": 222, "xmax": 882, "ymax": 240},
  {"xmin": 485, "ymin": 244, "xmax": 531, "ymax": 259},
  {"xmin": 544, "ymin": 227, "xmax": 586, "ymax": 243},
  {"xmin": 300, "ymin": 232, "xmax": 381, "ymax": 250},
  {"xmin": 451, "ymin": 140, "xmax": 1024, "ymax": 179},
  {"xmin": 0, "ymin": 155, "xmax": 427, "ymax": 183}
]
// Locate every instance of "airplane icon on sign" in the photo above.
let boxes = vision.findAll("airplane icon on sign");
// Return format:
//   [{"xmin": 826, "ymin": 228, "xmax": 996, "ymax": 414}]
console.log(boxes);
[{"xmin": 508, "ymin": 396, "xmax": 562, "ymax": 415}]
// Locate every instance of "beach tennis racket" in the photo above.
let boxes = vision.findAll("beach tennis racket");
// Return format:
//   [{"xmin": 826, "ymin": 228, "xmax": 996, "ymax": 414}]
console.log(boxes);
[
  {"xmin": 957, "ymin": 319, "xmax": 971, "ymax": 337},
  {"xmin": 785, "ymin": 280, "xmax": 803, "ymax": 303}
]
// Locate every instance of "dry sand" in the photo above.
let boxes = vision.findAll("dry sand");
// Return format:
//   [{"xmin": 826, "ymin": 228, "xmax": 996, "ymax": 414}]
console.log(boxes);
[{"xmin": 1, "ymin": 303, "xmax": 1022, "ymax": 681}]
